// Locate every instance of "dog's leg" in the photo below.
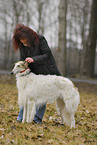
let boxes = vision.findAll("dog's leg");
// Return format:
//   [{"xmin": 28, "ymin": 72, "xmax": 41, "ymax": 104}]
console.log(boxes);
[
  {"xmin": 56, "ymin": 98, "xmax": 65, "ymax": 124},
  {"xmin": 70, "ymin": 113, "xmax": 75, "ymax": 128},
  {"xmin": 29, "ymin": 101, "xmax": 36, "ymax": 122},
  {"xmin": 22, "ymin": 103, "xmax": 27, "ymax": 123},
  {"xmin": 27, "ymin": 99, "xmax": 36, "ymax": 123},
  {"xmin": 27, "ymin": 99, "xmax": 30, "ymax": 123}
]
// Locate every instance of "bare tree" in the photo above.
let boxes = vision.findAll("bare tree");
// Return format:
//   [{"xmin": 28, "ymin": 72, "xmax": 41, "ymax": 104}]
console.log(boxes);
[
  {"xmin": 35, "ymin": 0, "xmax": 51, "ymax": 35},
  {"xmin": 0, "ymin": 1, "xmax": 12, "ymax": 67},
  {"xmin": 57, "ymin": 0, "xmax": 67, "ymax": 76},
  {"xmin": 82, "ymin": 0, "xmax": 97, "ymax": 77}
]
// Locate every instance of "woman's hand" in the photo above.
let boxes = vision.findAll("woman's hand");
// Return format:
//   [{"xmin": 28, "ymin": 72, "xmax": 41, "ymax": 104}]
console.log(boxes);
[{"xmin": 25, "ymin": 57, "xmax": 34, "ymax": 63}]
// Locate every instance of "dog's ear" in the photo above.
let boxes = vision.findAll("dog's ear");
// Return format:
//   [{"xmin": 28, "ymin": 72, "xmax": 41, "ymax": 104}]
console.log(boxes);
[{"xmin": 24, "ymin": 61, "xmax": 28, "ymax": 68}]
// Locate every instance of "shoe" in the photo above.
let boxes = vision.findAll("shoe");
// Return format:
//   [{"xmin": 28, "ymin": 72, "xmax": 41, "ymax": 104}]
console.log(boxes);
[
  {"xmin": 33, "ymin": 120, "xmax": 42, "ymax": 124},
  {"xmin": 16, "ymin": 119, "xmax": 22, "ymax": 123},
  {"xmin": 34, "ymin": 115, "xmax": 42, "ymax": 123}
]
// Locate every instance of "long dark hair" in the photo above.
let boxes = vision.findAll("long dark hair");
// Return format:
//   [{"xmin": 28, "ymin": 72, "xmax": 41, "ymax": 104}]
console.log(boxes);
[{"xmin": 12, "ymin": 24, "xmax": 39, "ymax": 51}]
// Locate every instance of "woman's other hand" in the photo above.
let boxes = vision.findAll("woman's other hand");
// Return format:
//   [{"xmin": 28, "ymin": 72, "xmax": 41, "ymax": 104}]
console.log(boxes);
[{"xmin": 25, "ymin": 57, "xmax": 34, "ymax": 63}]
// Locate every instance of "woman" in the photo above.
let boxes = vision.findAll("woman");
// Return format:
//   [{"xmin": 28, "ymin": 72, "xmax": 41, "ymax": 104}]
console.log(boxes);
[{"xmin": 13, "ymin": 24, "xmax": 61, "ymax": 123}]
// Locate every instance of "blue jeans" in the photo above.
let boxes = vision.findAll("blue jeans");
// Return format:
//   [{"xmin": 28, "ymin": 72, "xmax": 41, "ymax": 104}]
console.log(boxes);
[{"xmin": 17, "ymin": 104, "xmax": 46, "ymax": 123}]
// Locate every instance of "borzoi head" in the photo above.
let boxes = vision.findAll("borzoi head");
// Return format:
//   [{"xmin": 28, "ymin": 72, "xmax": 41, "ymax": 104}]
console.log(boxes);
[{"xmin": 11, "ymin": 61, "xmax": 29, "ymax": 76}]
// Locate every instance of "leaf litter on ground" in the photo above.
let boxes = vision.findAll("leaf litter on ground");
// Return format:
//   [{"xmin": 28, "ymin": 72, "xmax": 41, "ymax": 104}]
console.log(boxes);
[{"xmin": 0, "ymin": 74, "xmax": 97, "ymax": 145}]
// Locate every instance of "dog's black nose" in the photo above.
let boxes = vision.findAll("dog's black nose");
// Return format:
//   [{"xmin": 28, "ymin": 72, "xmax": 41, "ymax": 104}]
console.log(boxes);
[{"xmin": 11, "ymin": 71, "xmax": 13, "ymax": 75}]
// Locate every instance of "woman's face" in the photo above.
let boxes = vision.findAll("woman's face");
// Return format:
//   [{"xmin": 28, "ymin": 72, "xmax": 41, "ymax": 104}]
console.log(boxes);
[{"xmin": 20, "ymin": 39, "xmax": 28, "ymax": 46}]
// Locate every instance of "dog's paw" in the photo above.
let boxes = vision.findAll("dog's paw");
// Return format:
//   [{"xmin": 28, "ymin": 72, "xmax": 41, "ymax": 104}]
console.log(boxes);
[{"xmin": 70, "ymin": 124, "xmax": 75, "ymax": 129}]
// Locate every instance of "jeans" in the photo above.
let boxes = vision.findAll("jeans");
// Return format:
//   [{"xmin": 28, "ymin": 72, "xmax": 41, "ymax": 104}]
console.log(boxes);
[{"xmin": 17, "ymin": 104, "xmax": 46, "ymax": 123}]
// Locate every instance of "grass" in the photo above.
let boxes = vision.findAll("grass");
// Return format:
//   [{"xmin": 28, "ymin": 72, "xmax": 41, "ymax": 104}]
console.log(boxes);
[{"xmin": 0, "ymin": 74, "xmax": 97, "ymax": 145}]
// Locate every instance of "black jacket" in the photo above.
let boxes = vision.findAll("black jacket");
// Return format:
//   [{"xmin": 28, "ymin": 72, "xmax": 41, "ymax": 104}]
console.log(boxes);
[{"xmin": 20, "ymin": 35, "xmax": 60, "ymax": 75}]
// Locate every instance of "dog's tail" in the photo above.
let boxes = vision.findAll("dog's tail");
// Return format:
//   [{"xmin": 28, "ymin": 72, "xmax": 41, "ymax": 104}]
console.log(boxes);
[
  {"xmin": 62, "ymin": 84, "xmax": 80, "ymax": 113},
  {"xmin": 56, "ymin": 98, "xmax": 74, "ymax": 127},
  {"xmin": 63, "ymin": 88, "xmax": 80, "ymax": 127}
]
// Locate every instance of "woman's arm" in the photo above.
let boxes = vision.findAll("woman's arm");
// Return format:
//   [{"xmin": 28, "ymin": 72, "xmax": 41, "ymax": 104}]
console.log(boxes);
[{"xmin": 26, "ymin": 37, "xmax": 52, "ymax": 64}]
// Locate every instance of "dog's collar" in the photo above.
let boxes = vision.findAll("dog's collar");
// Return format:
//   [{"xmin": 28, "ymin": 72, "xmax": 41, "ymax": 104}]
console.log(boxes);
[
  {"xmin": 20, "ymin": 68, "xmax": 30, "ymax": 76},
  {"xmin": 20, "ymin": 68, "xmax": 29, "ymax": 73},
  {"xmin": 20, "ymin": 72, "xmax": 30, "ymax": 77}
]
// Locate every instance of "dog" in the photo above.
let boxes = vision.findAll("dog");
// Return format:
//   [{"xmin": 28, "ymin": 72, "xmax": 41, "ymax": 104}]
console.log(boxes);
[{"xmin": 11, "ymin": 61, "xmax": 80, "ymax": 128}]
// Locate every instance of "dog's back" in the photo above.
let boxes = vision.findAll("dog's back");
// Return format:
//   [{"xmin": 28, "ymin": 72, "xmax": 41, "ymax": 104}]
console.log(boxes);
[{"xmin": 17, "ymin": 73, "xmax": 79, "ymax": 110}]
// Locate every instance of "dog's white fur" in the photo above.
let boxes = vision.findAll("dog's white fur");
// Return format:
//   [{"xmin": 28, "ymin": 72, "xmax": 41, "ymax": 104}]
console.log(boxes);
[{"xmin": 12, "ymin": 61, "xmax": 80, "ymax": 128}]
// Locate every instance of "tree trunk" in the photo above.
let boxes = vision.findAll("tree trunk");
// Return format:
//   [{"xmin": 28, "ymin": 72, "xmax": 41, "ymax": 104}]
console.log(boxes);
[
  {"xmin": 57, "ymin": 0, "xmax": 67, "ymax": 76},
  {"xmin": 82, "ymin": 0, "xmax": 97, "ymax": 77}
]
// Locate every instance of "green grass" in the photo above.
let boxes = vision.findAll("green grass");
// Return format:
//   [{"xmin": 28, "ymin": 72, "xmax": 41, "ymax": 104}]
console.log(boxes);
[{"xmin": 0, "ymin": 74, "xmax": 97, "ymax": 145}]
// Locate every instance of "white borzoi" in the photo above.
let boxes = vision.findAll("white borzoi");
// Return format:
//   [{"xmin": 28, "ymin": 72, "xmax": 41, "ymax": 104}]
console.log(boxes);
[{"xmin": 11, "ymin": 61, "xmax": 80, "ymax": 128}]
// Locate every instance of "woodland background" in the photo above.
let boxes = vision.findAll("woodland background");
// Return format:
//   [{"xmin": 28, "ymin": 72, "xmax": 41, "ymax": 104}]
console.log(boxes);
[{"xmin": 0, "ymin": 0, "xmax": 97, "ymax": 78}]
